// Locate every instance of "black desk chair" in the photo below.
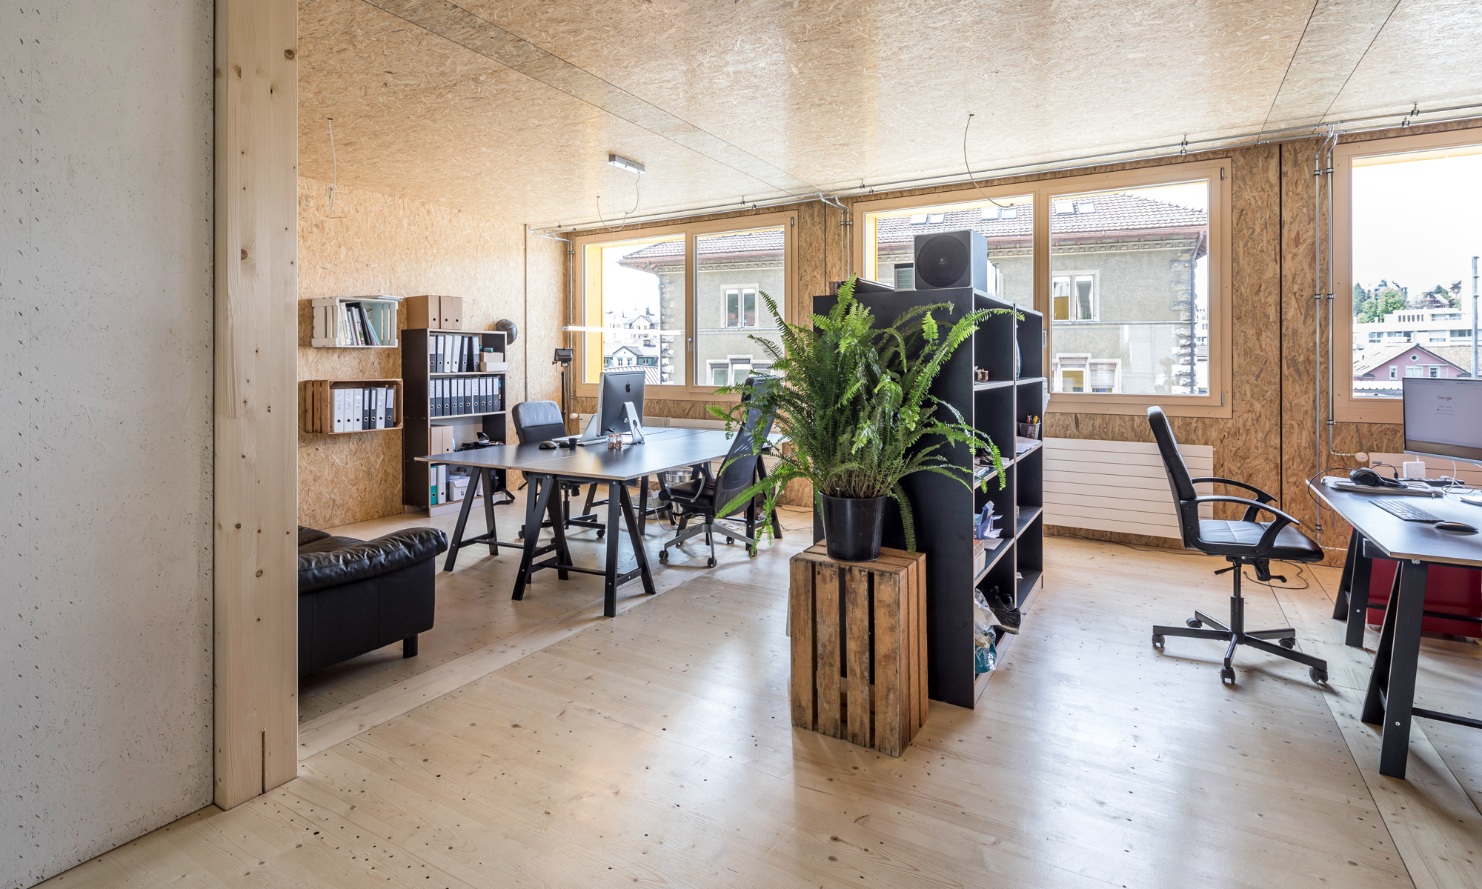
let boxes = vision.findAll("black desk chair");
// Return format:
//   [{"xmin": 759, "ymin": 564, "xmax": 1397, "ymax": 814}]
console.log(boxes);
[
  {"xmin": 511, "ymin": 400, "xmax": 606, "ymax": 538},
  {"xmin": 658, "ymin": 392, "xmax": 775, "ymax": 568},
  {"xmin": 1148, "ymin": 406, "xmax": 1329, "ymax": 685}
]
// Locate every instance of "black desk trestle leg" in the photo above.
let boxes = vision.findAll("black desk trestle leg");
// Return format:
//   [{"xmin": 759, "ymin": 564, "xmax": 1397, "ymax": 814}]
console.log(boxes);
[
  {"xmin": 603, "ymin": 481, "xmax": 622, "ymax": 617},
  {"xmin": 545, "ymin": 477, "xmax": 572, "ymax": 580},
  {"xmin": 444, "ymin": 468, "xmax": 510, "ymax": 571},
  {"xmin": 1362, "ymin": 558, "xmax": 1429, "ymax": 779},
  {"xmin": 1333, "ymin": 529, "xmax": 1360, "ymax": 621},
  {"xmin": 1344, "ymin": 533, "xmax": 1376, "ymax": 648},
  {"xmin": 513, "ymin": 475, "xmax": 555, "ymax": 600},
  {"xmin": 619, "ymin": 483, "xmax": 656, "ymax": 599}
]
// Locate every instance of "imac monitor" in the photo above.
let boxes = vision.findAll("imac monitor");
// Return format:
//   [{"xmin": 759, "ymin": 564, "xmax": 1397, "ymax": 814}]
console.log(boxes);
[
  {"xmin": 1402, "ymin": 376, "xmax": 1482, "ymax": 464},
  {"xmin": 581, "ymin": 369, "xmax": 646, "ymax": 444}
]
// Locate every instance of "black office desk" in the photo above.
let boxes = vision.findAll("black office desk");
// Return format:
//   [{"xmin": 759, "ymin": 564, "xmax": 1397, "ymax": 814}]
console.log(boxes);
[
  {"xmin": 419, "ymin": 428, "xmax": 779, "ymax": 617},
  {"xmin": 1309, "ymin": 478, "xmax": 1482, "ymax": 778}
]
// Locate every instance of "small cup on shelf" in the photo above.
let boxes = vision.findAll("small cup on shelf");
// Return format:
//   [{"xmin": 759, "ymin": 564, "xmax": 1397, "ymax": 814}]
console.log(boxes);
[{"xmin": 1017, "ymin": 422, "xmax": 1041, "ymax": 440}]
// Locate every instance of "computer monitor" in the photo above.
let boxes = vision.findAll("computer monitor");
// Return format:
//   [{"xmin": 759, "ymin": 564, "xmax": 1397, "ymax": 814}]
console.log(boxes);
[
  {"xmin": 581, "ymin": 369, "xmax": 646, "ymax": 444},
  {"xmin": 1402, "ymin": 376, "xmax": 1482, "ymax": 464}
]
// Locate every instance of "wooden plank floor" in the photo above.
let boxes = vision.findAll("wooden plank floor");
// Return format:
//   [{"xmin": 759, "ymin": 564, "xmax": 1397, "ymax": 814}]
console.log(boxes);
[{"xmin": 42, "ymin": 534, "xmax": 1482, "ymax": 888}]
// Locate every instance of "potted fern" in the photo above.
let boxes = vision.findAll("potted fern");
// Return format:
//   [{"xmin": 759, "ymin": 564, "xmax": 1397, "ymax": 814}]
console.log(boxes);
[{"xmin": 712, "ymin": 277, "xmax": 1009, "ymax": 562}]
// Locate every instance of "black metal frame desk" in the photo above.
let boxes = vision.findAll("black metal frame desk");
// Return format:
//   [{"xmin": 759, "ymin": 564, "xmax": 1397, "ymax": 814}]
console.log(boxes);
[
  {"xmin": 419, "ymin": 428, "xmax": 779, "ymax": 618},
  {"xmin": 1309, "ymin": 477, "xmax": 1482, "ymax": 778}
]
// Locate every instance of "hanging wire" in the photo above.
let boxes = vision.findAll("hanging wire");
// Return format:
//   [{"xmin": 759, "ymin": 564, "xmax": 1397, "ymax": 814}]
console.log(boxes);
[
  {"xmin": 327, "ymin": 117, "xmax": 338, "ymax": 215},
  {"xmin": 962, "ymin": 113, "xmax": 1011, "ymax": 209},
  {"xmin": 595, "ymin": 164, "xmax": 643, "ymax": 233}
]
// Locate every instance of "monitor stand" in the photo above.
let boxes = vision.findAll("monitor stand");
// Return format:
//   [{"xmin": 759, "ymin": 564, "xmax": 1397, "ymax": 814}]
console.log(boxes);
[{"xmin": 623, "ymin": 401, "xmax": 645, "ymax": 444}]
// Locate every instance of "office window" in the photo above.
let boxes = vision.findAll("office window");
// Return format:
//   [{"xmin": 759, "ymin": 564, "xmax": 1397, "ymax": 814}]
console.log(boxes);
[
  {"xmin": 856, "ymin": 159, "xmax": 1229, "ymax": 416},
  {"xmin": 858, "ymin": 192, "xmax": 1035, "ymax": 308},
  {"xmin": 575, "ymin": 214, "xmax": 793, "ymax": 395},
  {"xmin": 1052, "ymin": 273, "xmax": 1097, "ymax": 321},
  {"xmin": 578, "ymin": 233, "xmax": 685, "ymax": 385},
  {"xmin": 1049, "ymin": 175, "xmax": 1213, "ymax": 399},
  {"xmin": 1337, "ymin": 130, "xmax": 1482, "ymax": 422}
]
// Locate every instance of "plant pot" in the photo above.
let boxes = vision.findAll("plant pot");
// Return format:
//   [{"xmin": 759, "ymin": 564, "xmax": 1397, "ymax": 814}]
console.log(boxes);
[{"xmin": 819, "ymin": 494, "xmax": 887, "ymax": 562}]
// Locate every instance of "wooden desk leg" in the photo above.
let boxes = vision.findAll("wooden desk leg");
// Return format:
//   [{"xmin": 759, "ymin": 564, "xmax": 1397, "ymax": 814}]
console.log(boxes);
[
  {"xmin": 602, "ymin": 481, "xmax": 622, "ymax": 617},
  {"xmin": 1361, "ymin": 559, "xmax": 1429, "ymax": 779},
  {"xmin": 1334, "ymin": 529, "xmax": 1360, "ymax": 620},
  {"xmin": 444, "ymin": 469, "xmax": 481, "ymax": 572},
  {"xmin": 481, "ymin": 468, "xmax": 498, "ymax": 556},
  {"xmin": 513, "ymin": 475, "xmax": 554, "ymax": 601},
  {"xmin": 620, "ymin": 484, "xmax": 656, "ymax": 597},
  {"xmin": 1345, "ymin": 535, "xmax": 1375, "ymax": 648}
]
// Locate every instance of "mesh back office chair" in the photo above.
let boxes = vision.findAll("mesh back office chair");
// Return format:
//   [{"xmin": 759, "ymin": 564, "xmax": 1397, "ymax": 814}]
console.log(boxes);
[
  {"xmin": 510, "ymin": 400, "xmax": 606, "ymax": 538},
  {"xmin": 1148, "ymin": 406, "xmax": 1329, "ymax": 685},
  {"xmin": 658, "ymin": 378, "xmax": 776, "ymax": 568}
]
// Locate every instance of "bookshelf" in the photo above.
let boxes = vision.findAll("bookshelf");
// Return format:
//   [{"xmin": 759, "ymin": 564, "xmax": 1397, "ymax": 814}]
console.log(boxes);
[
  {"xmin": 812, "ymin": 287, "xmax": 1045, "ymax": 710},
  {"xmin": 311, "ymin": 296, "xmax": 401, "ymax": 348},
  {"xmin": 299, "ymin": 379, "xmax": 403, "ymax": 434},
  {"xmin": 401, "ymin": 329, "xmax": 508, "ymax": 516}
]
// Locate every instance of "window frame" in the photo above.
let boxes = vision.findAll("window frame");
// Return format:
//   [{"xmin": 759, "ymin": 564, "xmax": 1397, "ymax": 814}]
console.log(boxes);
[
  {"xmin": 571, "ymin": 211, "xmax": 796, "ymax": 402},
  {"xmin": 852, "ymin": 158, "xmax": 1232, "ymax": 417},
  {"xmin": 1334, "ymin": 128, "xmax": 1482, "ymax": 423},
  {"xmin": 1051, "ymin": 271, "xmax": 1098, "ymax": 322}
]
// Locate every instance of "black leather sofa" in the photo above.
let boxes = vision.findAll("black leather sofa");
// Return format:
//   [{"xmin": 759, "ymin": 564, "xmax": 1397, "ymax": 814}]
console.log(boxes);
[{"xmin": 297, "ymin": 525, "xmax": 447, "ymax": 677}]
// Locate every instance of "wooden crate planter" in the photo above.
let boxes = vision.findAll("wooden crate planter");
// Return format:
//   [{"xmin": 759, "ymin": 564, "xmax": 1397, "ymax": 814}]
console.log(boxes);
[{"xmin": 789, "ymin": 545, "xmax": 928, "ymax": 756}]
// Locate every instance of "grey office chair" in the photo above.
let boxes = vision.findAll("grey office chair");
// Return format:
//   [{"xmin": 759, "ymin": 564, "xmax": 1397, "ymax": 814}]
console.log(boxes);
[
  {"xmin": 511, "ymin": 400, "xmax": 606, "ymax": 538},
  {"xmin": 1147, "ymin": 406, "xmax": 1329, "ymax": 685}
]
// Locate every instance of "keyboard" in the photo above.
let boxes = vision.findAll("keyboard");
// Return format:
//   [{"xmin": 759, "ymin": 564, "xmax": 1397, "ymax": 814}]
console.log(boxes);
[{"xmin": 1373, "ymin": 498, "xmax": 1443, "ymax": 523}]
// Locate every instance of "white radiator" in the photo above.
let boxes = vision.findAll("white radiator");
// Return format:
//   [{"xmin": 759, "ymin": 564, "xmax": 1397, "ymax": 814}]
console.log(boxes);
[{"xmin": 1043, "ymin": 437, "xmax": 1214, "ymax": 541}]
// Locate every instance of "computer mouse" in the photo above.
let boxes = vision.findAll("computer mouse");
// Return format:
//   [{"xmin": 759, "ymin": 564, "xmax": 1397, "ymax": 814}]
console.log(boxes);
[
  {"xmin": 538, "ymin": 441, "xmax": 558, "ymax": 450},
  {"xmin": 1434, "ymin": 521, "xmax": 1478, "ymax": 534}
]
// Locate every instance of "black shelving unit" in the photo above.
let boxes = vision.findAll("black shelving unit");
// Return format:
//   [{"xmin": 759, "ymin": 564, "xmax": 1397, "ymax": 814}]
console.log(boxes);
[
  {"xmin": 401, "ymin": 328, "xmax": 508, "ymax": 515},
  {"xmin": 812, "ymin": 287, "xmax": 1045, "ymax": 709}
]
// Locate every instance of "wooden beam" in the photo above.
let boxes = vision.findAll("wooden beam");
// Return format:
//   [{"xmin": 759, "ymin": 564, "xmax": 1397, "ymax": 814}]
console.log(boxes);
[{"xmin": 214, "ymin": 0, "xmax": 299, "ymax": 809}]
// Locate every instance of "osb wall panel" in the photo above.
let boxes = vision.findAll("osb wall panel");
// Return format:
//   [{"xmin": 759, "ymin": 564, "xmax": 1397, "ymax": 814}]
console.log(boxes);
[{"xmin": 298, "ymin": 177, "xmax": 561, "ymax": 529}]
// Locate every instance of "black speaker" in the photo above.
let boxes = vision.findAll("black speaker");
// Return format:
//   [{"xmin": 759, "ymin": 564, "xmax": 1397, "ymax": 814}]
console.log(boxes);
[{"xmin": 914, "ymin": 229, "xmax": 988, "ymax": 291}]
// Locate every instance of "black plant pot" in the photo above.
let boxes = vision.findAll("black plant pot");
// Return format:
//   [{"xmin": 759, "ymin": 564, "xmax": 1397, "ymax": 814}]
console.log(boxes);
[{"xmin": 819, "ymin": 494, "xmax": 887, "ymax": 562}]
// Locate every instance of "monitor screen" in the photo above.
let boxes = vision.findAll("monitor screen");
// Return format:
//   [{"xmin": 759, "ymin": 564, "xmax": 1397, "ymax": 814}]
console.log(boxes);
[{"xmin": 1403, "ymin": 376, "xmax": 1482, "ymax": 463}]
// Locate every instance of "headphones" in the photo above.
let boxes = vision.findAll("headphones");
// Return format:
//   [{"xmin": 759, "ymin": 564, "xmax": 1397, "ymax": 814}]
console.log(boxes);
[{"xmin": 1349, "ymin": 467, "xmax": 1406, "ymax": 489}]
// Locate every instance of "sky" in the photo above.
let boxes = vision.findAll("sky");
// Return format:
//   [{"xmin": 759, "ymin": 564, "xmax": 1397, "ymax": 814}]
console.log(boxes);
[{"xmin": 1352, "ymin": 151, "xmax": 1482, "ymax": 298}]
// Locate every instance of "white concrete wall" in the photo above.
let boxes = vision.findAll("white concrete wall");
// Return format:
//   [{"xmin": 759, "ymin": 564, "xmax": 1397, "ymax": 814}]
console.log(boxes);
[{"xmin": 0, "ymin": 3, "xmax": 215, "ymax": 886}]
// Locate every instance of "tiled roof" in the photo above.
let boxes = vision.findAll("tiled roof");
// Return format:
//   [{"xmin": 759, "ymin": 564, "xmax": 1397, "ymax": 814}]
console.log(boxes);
[
  {"xmin": 617, "ymin": 193, "xmax": 1206, "ymax": 265},
  {"xmin": 1353, "ymin": 341, "xmax": 1477, "ymax": 376},
  {"xmin": 620, "ymin": 229, "xmax": 781, "ymax": 263}
]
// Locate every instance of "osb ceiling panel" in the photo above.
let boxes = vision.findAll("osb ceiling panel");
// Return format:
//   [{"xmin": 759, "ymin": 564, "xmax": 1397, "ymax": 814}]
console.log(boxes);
[{"xmin": 298, "ymin": 0, "xmax": 1482, "ymax": 228}]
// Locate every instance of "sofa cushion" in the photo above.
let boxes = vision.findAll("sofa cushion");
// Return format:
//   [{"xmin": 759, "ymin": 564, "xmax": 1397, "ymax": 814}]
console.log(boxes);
[
  {"xmin": 298, "ymin": 526, "xmax": 332, "ymax": 547},
  {"xmin": 298, "ymin": 527, "xmax": 448, "ymax": 594}
]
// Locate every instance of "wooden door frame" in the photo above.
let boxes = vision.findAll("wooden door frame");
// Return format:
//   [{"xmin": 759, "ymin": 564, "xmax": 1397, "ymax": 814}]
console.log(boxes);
[{"xmin": 214, "ymin": 0, "xmax": 299, "ymax": 809}]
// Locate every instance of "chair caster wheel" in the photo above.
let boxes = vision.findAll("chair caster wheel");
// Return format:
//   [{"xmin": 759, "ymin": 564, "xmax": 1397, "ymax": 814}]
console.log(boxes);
[
  {"xmin": 596, "ymin": 529, "xmax": 605, "ymax": 539},
  {"xmin": 1279, "ymin": 637, "xmax": 1296, "ymax": 649},
  {"xmin": 1186, "ymin": 618, "xmax": 1202, "ymax": 629},
  {"xmin": 659, "ymin": 550, "xmax": 668, "ymax": 563},
  {"xmin": 748, "ymin": 549, "xmax": 757, "ymax": 559},
  {"xmin": 726, "ymin": 536, "xmax": 734, "ymax": 544},
  {"xmin": 1310, "ymin": 667, "xmax": 1328, "ymax": 685},
  {"xmin": 1220, "ymin": 666, "xmax": 1236, "ymax": 685},
  {"xmin": 707, "ymin": 557, "xmax": 716, "ymax": 568},
  {"xmin": 1151, "ymin": 634, "xmax": 1164, "ymax": 649}
]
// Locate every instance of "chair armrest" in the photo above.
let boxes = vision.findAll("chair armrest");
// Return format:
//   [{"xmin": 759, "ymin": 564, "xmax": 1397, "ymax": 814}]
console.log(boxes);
[
  {"xmin": 1191, "ymin": 476, "xmax": 1276, "ymax": 503},
  {"xmin": 1193, "ymin": 495, "xmax": 1300, "ymax": 556}
]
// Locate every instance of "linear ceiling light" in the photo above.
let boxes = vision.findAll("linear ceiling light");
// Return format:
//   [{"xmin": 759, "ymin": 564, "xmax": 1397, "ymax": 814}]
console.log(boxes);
[
  {"xmin": 563, "ymin": 324, "xmax": 684, "ymax": 335},
  {"xmin": 607, "ymin": 153, "xmax": 646, "ymax": 175}
]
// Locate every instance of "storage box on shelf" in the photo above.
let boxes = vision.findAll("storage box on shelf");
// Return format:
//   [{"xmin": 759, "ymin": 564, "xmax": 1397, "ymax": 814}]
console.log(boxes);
[
  {"xmin": 299, "ymin": 379, "xmax": 402, "ymax": 434},
  {"xmin": 401, "ymin": 329, "xmax": 508, "ymax": 516},
  {"xmin": 812, "ymin": 287, "xmax": 1045, "ymax": 709},
  {"xmin": 310, "ymin": 296, "xmax": 400, "ymax": 348}
]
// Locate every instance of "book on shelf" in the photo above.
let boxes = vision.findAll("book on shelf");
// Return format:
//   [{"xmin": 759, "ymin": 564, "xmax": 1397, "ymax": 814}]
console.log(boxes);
[
  {"xmin": 428, "ymin": 332, "xmax": 488, "ymax": 374},
  {"xmin": 327, "ymin": 384, "xmax": 398, "ymax": 431}
]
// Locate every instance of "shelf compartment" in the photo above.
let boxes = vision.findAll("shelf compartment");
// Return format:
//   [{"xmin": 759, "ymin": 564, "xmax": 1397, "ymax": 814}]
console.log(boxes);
[
  {"xmin": 300, "ymin": 379, "xmax": 403, "ymax": 434},
  {"xmin": 1014, "ymin": 505, "xmax": 1043, "ymax": 537},
  {"xmin": 972, "ymin": 537, "xmax": 1012, "ymax": 585},
  {"xmin": 973, "ymin": 380, "xmax": 1014, "ymax": 391},
  {"xmin": 310, "ymin": 296, "xmax": 400, "ymax": 348}
]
